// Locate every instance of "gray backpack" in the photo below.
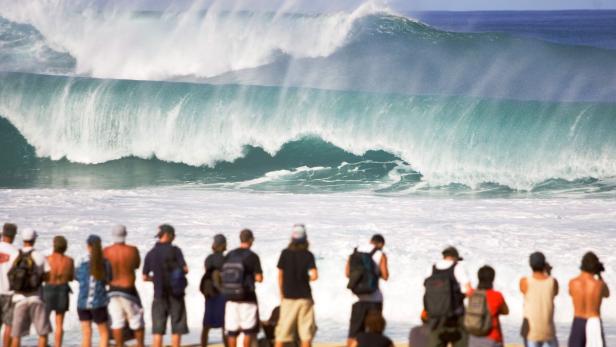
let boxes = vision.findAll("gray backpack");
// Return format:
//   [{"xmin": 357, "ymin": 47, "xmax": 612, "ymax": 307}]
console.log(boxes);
[{"xmin": 463, "ymin": 290, "xmax": 492, "ymax": 336}]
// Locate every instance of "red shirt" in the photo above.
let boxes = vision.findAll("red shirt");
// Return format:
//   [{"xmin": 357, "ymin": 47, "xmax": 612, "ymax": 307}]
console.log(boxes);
[{"xmin": 469, "ymin": 288, "xmax": 506, "ymax": 343}]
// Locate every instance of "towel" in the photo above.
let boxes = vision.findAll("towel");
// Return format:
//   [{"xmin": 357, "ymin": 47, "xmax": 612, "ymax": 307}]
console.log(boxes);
[{"xmin": 585, "ymin": 317, "xmax": 604, "ymax": 347}]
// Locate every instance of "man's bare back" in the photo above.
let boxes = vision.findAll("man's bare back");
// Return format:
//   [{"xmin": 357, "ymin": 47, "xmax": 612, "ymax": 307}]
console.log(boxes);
[
  {"xmin": 569, "ymin": 272, "xmax": 610, "ymax": 318},
  {"xmin": 104, "ymin": 243, "xmax": 141, "ymax": 288},
  {"xmin": 47, "ymin": 253, "xmax": 74, "ymax": 285}
]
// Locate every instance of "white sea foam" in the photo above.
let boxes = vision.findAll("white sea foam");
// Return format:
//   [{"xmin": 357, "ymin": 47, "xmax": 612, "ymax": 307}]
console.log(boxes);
[
  {"xmin": 0, "ymin": 1, "xmax": 389, "ymax": 80},
  {"xmin": 0, "ymin": 188, "xmax": 614, "ymax": 344}
]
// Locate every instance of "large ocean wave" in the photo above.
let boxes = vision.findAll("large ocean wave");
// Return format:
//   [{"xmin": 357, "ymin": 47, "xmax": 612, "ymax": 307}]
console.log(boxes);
[
  {"xmin": 0, "ymin": 3, "xmax": 615, "ymax": 193},
  {"xmin": 1, "ymin": 72, "xmax": 615, "ymax": 193}
]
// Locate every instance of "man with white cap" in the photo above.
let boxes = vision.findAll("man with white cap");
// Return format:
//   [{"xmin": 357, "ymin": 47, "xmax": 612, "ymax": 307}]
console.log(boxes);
[
  {"xmin": 275, "ymin": 224, "xmax": 318, "ymax": 347},
  {"xmin": 10, "ymin": 228, "xmax": 51, "ymax": 347},
  {"xmin": 103, "ymin": 225, "xmax": 144, "ymax": 347}
]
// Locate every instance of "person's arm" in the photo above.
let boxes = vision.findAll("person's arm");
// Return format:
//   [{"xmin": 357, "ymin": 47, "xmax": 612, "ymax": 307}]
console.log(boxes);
[
  {"xmin": 500, "ymin": 297, "xmax": 510, "ymax": 315},
  {"xmin": 309, "ymin": 268, "xmax": 318, "ymax": 281},
  {"xmin": 254, "ymin": 254, "xmax": 264, "ymax": 283},
  {"xmin": 553, "ymin": 278, "xmax": 559, "ymax": 297},
  {"xmin": 142, "ymin": 253, "xmax": 153, "ymax": 282},
  {"xmin": 176, "ymin": 247, "xmax": 188, "ymax": 274},
  {"xmin": 519, "ymin": 277, "xmax": 527, "ymax": 294},
  {"xmin": 380, "ymin": 253, "xmax": 389, "ymax": 281},
  {"xmin": 345, "ymin": 257, "xmax": 350, "ymax": 278},
  {"xmin": 602, "ymin": 280, "xmax": 610, "ymax": 298},
  {"xmin": 278, "ymin": 269, "xmax": 284, "ymax": 298},
  {"xmin": 68, "ymin": 258, "xmax": 75, "ymax": 281},
  {"xmin": 135, "ymin": 247, "xmax": 141, "ymax": 270}
]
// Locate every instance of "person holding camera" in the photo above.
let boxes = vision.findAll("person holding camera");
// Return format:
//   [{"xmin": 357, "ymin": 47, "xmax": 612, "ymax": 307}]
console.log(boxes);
[
  {"xmin": 568, "ymin": 252, "xmax": 610, "ymax": 347},
  {"xmin": 519, "ymin": 252, "xmax": 559, "ymax": 347}
]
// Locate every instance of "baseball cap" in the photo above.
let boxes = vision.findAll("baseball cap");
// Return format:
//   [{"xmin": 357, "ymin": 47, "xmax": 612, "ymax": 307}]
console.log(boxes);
[
  {"xmin": 87, "ymin": 234, "xmax": 101, "ymax": 245},
  {"xmin": 291, "ymin": 224, "xmax": 307, "ymax": 243},
  {"xmin": 442, "ymin": 246, "xmax": 464, "ymax": 261},
  {"xmin": 213, "ymin": 234, "xmax": 226, "ymax": 247},
  {"xmin": 112, "ymin": 225, "xmax": 127, "ymax": 243},
  {"xmin": 22, "ymin": 228, "xmax": 38, "ymax": 242},
  {"xmin": 156, "ymin": 224, "xmax": 175, "ymax": 239}
]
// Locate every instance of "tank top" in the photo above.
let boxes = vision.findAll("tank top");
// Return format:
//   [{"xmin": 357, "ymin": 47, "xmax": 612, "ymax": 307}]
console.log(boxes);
[
  {"xmin": 523, "ymin": 276, "xmax": 556, "ymax": 342},
  {"xmin": 357, "ymin": 248, "xmax": 383, "ymax": 302}
]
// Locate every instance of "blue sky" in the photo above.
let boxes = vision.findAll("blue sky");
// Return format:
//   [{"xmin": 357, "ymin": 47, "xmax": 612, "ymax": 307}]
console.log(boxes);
[{"xmin": 120, "ymin": 0, "xmax": 616, "ymax": 11}]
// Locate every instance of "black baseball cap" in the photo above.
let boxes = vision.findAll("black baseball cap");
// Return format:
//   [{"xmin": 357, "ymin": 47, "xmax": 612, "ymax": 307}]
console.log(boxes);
[
  {"xmin": 156, "ymin": 224, "xmax": 175, "ymax": 238},
  {"xmin": 442, "ymin": 246, "xmax": 464, "ymax": 261}
]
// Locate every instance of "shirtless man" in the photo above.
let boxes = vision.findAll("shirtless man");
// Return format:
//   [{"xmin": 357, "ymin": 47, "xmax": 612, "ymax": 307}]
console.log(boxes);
[
  {"xmin": 568, "ymin": 252, "xmax": 610, "ymax": 347},
  {"xmin": 44, "ymin": 236, "xmax": 74, "ymax": 347},
  {"xmin": 103, "ymin": 225, "xmax": 144, "ymax": 347}
]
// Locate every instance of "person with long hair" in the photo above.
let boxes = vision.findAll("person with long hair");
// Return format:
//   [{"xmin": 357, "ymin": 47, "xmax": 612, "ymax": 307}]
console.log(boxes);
[{"xmin": 75, "ymin": 235, "xmax": 111, "ymax": 347}]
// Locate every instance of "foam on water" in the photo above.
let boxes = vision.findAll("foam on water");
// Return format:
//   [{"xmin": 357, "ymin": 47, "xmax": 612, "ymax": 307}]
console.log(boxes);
[{"xmin": 0, "ymin": 189, "xmax": 614, "ymax": 345}]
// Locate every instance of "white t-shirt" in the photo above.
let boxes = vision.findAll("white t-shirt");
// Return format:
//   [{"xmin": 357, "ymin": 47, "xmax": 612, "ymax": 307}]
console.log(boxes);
[
  {"xmin": 356, "ymin": 245, "xmax": 384, "ymax": 303},
  {"xmin": 12, "ymin": 247, "xmax": 51, "ymax": 302},
  {"xmin": 0, "ymin": 242, "xmax": 19, "ymax": 295},
  {"xmin": 426, "ymin": 259, "xmax": 471, "ymax": 294}
]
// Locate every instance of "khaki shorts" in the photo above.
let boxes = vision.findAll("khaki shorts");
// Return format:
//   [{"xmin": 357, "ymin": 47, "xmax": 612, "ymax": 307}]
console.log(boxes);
[{"xmin": 275, "ymin": 298, "xmax": 316, "ymax": 343}]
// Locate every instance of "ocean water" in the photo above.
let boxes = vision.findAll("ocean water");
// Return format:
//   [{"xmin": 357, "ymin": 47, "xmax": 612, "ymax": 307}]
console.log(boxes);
[{"xmin": 0, "ymin": 1, "xmax": 615, "ymax": 345}]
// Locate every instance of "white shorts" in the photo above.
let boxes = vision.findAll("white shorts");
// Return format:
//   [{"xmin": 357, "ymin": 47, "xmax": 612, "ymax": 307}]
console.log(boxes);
[
  {"xmin": 224, "ymin": 301, "xmax": 259, "ymax": 336},
  {"xmin": 108, "ymin": 296, "xmax": 144, "ymax": 330}
]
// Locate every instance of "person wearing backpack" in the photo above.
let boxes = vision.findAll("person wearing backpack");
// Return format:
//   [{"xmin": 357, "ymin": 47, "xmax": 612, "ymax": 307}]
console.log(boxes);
[
  {"xmin": 200, "ymin": 234, "xmax": 227, "ymax": 347},
  {"xmin": 467, "ymin": 266, "xmax": 509, "ymax": 347},
  {"xmin": 76, "ymin": 235, "xmax": 112, "ymax": 347},
  {"xmin": 345, "ymin": 234, "xmax": 389, "ymax": 347},
  {"xmin": 0, "ymin": 223, "xmax": 19, "ymax": 347},
  {"xmin": 274, "ymin": 224, "xmax": 318, "ymax": 347},
  {"xmin": 9, "ymin": 228, "xmax": 51, "ymax": 347},
  {"xmin": 103, "ymin": 225, "xmax": 144, "ymax": 347},
  {"xmin": 423, "ymin": 246, "xmax": 472, "ymax": 347},
  {"xmin": 143, "ymin": 224, "xmax": 189, "ymax": 347},
  {"xmin": 44, "ymin": 236, "xmax": 74, "ymax": 347},
  {"xmin": 519, "ymin": 252, "xmax": 558, "ymax": 347},
  {"xmin": 222, "ymin": 229, "xmax": 263, "ymax": 347}
]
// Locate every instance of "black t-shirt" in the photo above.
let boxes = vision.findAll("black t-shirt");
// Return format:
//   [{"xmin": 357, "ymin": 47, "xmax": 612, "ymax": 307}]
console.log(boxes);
[
  {"xmin": 225, "ymin": 248, "xmax": 262, "ymax": 302},
  {"xmin": 356, "ymin": 332, "xmax": 393, "ymax": 347},
  {"xmin": 143, "ymin": 242, "xmax": 186, "ymax": 299},
  {"xmin": 204, "ymin": 252, "xmax": 224, "ymax": 279},
  {"xmin": 276, "ymin": 248, "xmax": 317, "ymax": 299}
]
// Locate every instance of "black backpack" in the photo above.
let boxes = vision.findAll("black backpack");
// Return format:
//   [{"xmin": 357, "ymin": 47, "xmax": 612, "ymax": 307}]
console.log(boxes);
[
  {"xmin": 163, "ymin": 247, "xmax": 188, "ymax": 297},
  {"xmin": 347, "ymin": 248, "xmax": 379, "ymax": 295},
  {"xmin": 200, "ymin": 269, "xmax": 221, "ymax": 298},
  {"xmin": 221, "ymin": 251, "xmax": 252, "ymax": 301},
  {"xmin": 8, "ymin": 250, "xmax": 41, "ymax": 293},
  {"xmin": 464, "ymin": 289, "xmax": 493, "ymax": 336},
  {"xmin": 423, "ymin": 263, "xmax": 464, "ymax": 322}
]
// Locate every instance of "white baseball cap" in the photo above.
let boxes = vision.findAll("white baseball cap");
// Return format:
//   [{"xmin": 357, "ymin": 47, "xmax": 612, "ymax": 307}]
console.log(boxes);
[
  {"xmin": 21, "ymin": 228, "xmax": 38, "ymax": 242},
  {"xmin": 112, "ymin": 224, "xmax": 127, "ymax": 243}
]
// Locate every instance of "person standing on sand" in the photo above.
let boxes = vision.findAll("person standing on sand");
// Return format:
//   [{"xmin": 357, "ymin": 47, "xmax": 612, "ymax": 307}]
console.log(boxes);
[
  {"xmin": 76, "ymin": 235, "xmax": 111, "ymax": 347},
  {"xmin": 424, "ymin": 246, "xmax": 471, "ymax": 347},
  {"xmin": 568, "ymin": 252, "xmax": 610, "ymax": 347},
  {"xmin": 103, "ymin": 225, "xmax": 145, "ymax": 347},
  {"xmin": 143, "ymin": 224, "xmax": 189, "ymax": 347},
  {"xmin": 44, "ymin": 236, "xmax": 74, "ymax": 347},
  {"xmin": 10, "ymin": 229, "xmax": 51, "ymax": 347},
  {"xmin": 275, "ymin": 224, "xmax": 318, "ymax": 347},
  {"xmin": 222, "ymin": 229, "xmax": 263, "ymax": 347},
  {"xmin": 345, "ymin": 234, "xmax": 389, "ymax": 347},
  {"xmin": 0, "ymin": 224, "xmax": 19, "ymax": 347},
  {"xmin": 468, "ymin": 266, "xmax": 509, "ymax": 347},
  {"xmin": 519, "ymin": 252, "xmax": 558, "ymax": 347},
  {"xmin": 201, "ymin": 234, "xmax": 227, "ymax": 347}
]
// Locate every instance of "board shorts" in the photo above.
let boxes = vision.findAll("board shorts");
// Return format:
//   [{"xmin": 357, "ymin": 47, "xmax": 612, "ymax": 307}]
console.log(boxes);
[
  {"xmin": 77, "ymin": 306, "xmax": 109, "ymax": 324},
  {"xmin": 43, "ymin": 284, "xmax": 70, "ymax": 313},
  {"xmin": 275, "ymin": 298, "xmax": 316, "ymax": 343},
  {"xmin": 12, "ymin": 297, "xmax": 52, "ymax": 337},
  {"xmin": 225, "ymin": 301, "xmax": 259, "ymax": 337},
  {"xmin": 109, "ymin": 295, "xmax": 145, "ymax": 330},
  {"xmin": 569, "ymin": 316, "xmax": 605, "ymax": 347},
  {"xmin": 0, "ymin": 295, "xmax": 14, "ymax": 326},
  {"xmin": 349, "ymin": 301, "xmax": 382, "ymax": 338},
  {"xmin": 151, "ymin": 296, "xmax": 188, "ymax": 335},
  {"xmin": 203, "ymin": 294, "xmax": 225, "ymax": 328}
]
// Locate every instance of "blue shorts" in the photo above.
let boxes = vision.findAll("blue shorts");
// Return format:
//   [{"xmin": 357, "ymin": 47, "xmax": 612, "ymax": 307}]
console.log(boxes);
[{"xmin": 203, "ymin": 294, "xmax": 225, "ymax": 328}]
